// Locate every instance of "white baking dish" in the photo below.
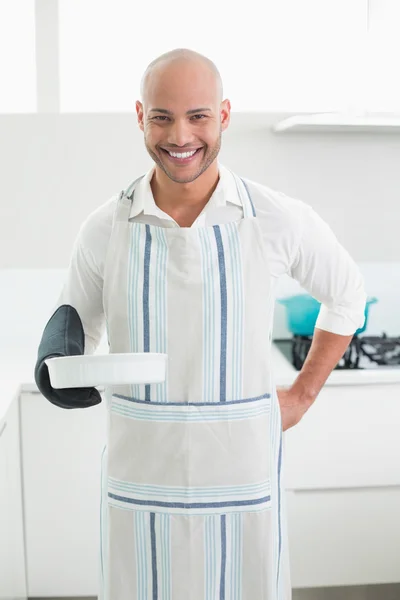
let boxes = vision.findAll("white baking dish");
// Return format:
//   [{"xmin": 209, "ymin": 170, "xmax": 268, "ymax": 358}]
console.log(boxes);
[{"xmin": 45, "ymin": 353, "xmax": 167, "ymax": 389}]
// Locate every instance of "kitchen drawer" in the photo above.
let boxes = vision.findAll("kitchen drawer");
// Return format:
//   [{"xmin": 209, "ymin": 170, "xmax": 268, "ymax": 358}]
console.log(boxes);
[
  {"xmin": 0, "ymin": 397, "xmax": 27, "ymax": 599},
  {"xmin": 287, "ymin": 486, "xmax": 400, "ymax": 587},
  {"xmin": 20, "ymin": 391, "xmax": 106, "ymax": 597},
  {"xmin": 283, "ymin": 383, "xmax": 400, "ymax": 490}
]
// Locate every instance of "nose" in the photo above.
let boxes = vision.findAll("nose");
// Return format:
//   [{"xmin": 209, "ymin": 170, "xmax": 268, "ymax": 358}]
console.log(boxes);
[{"xmin": 166, "ymin": 119, "xmax": 196, "ymax": 148}]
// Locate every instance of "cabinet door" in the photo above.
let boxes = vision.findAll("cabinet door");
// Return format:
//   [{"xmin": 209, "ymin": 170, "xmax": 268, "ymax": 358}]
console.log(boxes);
[
  {"xmin": 287, "ymin": 486, "xmax": 400, "ymax": 588},
  {"xmin": 283, "ymin": 383, "xmax": 400, "ymax": 490},
  {"xmin": 20, "ymin": 392, "xmax": 106, "ymax": 597},
  {"xmin": 0, "ymin": 399, "xmax": 27, "ymax": 599}
]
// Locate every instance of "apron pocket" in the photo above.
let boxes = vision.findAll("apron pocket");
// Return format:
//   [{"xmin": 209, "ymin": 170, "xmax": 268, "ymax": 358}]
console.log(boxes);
[{"xmin": 107, "ymin": 394, "xmax": 272, "ymax": 515}]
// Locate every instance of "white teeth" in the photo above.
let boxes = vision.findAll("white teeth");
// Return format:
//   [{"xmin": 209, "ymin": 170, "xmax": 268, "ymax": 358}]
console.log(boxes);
[{"xmin": 167, "ymin": 149, "xmax": 197, "ymax": 158}]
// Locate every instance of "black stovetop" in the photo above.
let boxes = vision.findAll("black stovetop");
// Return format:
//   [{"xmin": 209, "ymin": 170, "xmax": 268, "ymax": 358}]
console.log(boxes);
[{"xmin": 274, "ymin": 333, "xmax": 400, "ymax": 371}]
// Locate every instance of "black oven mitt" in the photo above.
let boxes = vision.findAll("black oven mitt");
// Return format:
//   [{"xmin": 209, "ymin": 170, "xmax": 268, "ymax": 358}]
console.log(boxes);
[{"xmin": 34, "ymin": 304, "xmax": 102, "ymax": 409}]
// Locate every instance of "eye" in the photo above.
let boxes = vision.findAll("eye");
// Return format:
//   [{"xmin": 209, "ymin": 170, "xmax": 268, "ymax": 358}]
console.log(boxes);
[{"xmin": 152, "ymin": 114, "xmax": 207, "ymax": 121}]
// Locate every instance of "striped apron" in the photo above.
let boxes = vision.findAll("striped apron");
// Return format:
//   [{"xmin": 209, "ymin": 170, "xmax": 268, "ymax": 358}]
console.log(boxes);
[{"xmin": 99, "ymin": 169, "xmax": 291, "ymax": 599}]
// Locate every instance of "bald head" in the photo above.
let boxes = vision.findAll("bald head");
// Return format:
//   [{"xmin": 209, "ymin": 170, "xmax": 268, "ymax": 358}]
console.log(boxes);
[
  {"xmin": 136, "ymin": 48, "xmax": 230, "ymax": 186},
  {"xmin": 140, "ymin": 48, "xmax": 223, "ymax": 107}
]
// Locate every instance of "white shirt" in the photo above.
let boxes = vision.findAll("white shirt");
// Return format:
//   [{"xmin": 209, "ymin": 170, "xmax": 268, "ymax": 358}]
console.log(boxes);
[{"xmin": 56, "ymin": 162, "xmax": 367, "ymax": 353}]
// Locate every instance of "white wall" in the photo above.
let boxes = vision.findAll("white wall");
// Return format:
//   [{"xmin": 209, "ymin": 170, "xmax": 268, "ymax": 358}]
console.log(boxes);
[
  {"xmin": 1, "ymin": 112, "xmax": 400, "ymax": 268},
  {"xmin": 1, "ymin": 112, "xmax": 400, "ymax": 348}
]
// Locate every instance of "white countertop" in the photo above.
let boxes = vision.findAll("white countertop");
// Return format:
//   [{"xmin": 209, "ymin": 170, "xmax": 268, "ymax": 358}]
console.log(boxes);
[
  {"xmin": 2, "ymin": 343, "xmax": 400, "ymax": 425},
  {"xmin": 270, "ymin": 342, "xmax": 400, "ymax": 386}
]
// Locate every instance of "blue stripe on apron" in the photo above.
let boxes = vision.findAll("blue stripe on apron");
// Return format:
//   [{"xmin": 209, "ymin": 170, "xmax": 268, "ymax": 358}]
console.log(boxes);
[
  {"xmin": 220, "ymin": 514, "xmax": 226, "ymax": 600},
  {"xmin": 135, "ymin": 513, "xmax": 172, "ymax": 600},
  {"xmin": 143, "ymin": 224, "xmax": 152, "ymax": 401},
  {"xmin": 154, "ymin": 227, "xmax": 168, "ymax": 403},
  {"xmin": 108, "ymin": 493, "xmax": 270, "ymax": 510},
  {"xmin": 113, "ymin": 392, "xmax": 270, "ymax": 406},
  {"xmin": 150, "ymin": 512, "xmax": 158, "ymax": 600},
  {"xmin": 160, "ymin": 513, "xmax": 171, "ymax": 599},
  {"xmin": 109, "ymin": 477, "xmax": 270, "ymax": 498},
  {"xmin": 231, "ymin": 513, "xmax": 242, "ymax": 600},
  {"xmin": 213, "ymin": 225, "xmax": 228, "ymax": 403},
  {"xmin": 206, "ymin": 515, "xmax": 236, "ymax": 600},
  {"xmin": 135, "ymin": 511, "xmax": 149, "ymax": 599},
  {"xmin": 129, "ymin": 222, "xmax": 142, "ymax": 399},
  {"xmin": 205, "ymin": 516, "xmax": 216, "ymax": 599}
]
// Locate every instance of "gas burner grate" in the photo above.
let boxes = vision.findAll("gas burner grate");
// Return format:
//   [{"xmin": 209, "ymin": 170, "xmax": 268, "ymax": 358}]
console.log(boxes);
[
  {"xmin": 289, "ymin": 332, "xmax": 400, "ymax": 370},
  {"xmin": 359, "ymin": 333, "xmax": 400, "ymax": 366}
]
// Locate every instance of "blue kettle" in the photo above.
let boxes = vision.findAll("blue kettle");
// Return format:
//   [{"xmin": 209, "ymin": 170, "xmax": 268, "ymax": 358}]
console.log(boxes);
[{"xmin": 277, "ymin": 294, "xmax": 378, "ymax": 337}]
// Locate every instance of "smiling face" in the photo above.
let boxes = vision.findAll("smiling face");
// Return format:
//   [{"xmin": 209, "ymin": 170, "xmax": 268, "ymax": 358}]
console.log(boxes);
[{"xmin": 136, "ymin": 58, "xmax": 231, "ymax": 185}]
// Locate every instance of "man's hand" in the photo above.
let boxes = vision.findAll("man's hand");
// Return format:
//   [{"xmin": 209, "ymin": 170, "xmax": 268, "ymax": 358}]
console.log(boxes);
[
  {"xmin": 276, "ymin": 387, "xmax": 310, "ymax": 432},
  {"xmin": 276, "ymin": 328, "xmax": 355, "ymax": 431}
]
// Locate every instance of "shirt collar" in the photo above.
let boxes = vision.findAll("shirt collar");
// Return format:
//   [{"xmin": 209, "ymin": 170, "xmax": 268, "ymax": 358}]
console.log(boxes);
[{"xmin": 129, "ymin": 161, "xmax": 242, "ymax": 219}]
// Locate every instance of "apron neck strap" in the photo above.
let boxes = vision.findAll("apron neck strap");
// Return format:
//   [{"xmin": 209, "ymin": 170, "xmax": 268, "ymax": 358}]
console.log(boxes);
[{"xmin": 229, "ymin": 171, "xmax": 257, "ymax": 218}]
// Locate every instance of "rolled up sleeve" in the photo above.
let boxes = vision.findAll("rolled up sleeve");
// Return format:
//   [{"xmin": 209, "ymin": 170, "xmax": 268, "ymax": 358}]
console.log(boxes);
[{"xmin": 288, "ymin": 204, "xmax": 367, "ymax": 336}]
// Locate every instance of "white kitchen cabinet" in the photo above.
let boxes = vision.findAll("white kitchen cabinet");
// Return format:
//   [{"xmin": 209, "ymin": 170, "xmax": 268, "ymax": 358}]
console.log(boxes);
[
  {"xmin": 283, "ymin": 383, "xmax": 400, "ymax": 490},
  {"xmin": 20, "ymin": 391, "xmax": 106, "ymax": 598},
  {"xmin": 0, "ymin": 397, "xmax": 27, "ymax": 599},
  {"xmin": 286, "ymin": 486, "xmax": 400, "ymax": 588},
  {"xmin": 282, "ymin": 382, "xmax": 400, "ymax": 588}
]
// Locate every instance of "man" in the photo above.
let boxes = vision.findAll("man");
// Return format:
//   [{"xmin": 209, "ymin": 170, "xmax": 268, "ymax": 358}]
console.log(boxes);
[{"xmin": 35, "ymin": 48, "xmax": 367, "ymax": 600}]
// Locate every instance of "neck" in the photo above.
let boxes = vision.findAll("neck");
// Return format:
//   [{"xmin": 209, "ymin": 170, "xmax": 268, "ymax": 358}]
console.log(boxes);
[{"xmin": 150, "ymin": 161, "xmax": 220, "ymax": 218}]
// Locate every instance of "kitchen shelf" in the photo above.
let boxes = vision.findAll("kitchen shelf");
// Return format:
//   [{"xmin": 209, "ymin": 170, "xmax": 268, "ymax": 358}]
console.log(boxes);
[{"xmin": 272, "ymin": 112, "xmax": 400, "ymax": 133}]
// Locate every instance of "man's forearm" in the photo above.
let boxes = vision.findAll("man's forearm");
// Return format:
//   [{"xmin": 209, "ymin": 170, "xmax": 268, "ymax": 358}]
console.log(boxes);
[{"xmin": 289, "ymin": 327, "xmax": 353, "ymax": 407}]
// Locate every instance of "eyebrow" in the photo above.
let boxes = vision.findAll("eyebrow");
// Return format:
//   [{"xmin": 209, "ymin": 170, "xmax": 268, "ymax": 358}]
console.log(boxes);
[{"xmin": 149, "ymin": 108, "xmax": 212, "ymax": 115}]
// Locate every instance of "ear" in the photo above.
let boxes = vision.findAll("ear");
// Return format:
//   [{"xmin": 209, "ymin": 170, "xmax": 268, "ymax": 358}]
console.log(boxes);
[
  {"xmin": 136, "ymin": 100, "xmax": 145, "ymax": 132},
  {"xmin": 220, "ymin": 99, "xmax": 231, "ymax": 132}
]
